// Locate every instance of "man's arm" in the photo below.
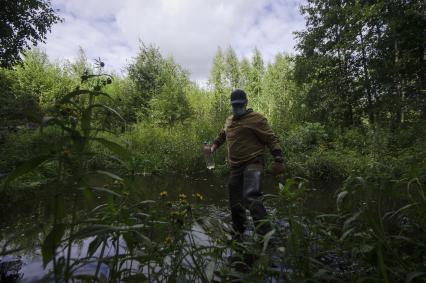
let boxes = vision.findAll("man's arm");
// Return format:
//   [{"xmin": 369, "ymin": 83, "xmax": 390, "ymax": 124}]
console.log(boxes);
[
  {"xmin": 252, "ymin": 116, "xmax": 283, "ymax": 159},
  {"xmin": 211, "ymin": 129, "xmax": 226, "ymax": 152},
  {"xmin": 252, "ymin": 115, "xmax": 285, "ymax": 174}
]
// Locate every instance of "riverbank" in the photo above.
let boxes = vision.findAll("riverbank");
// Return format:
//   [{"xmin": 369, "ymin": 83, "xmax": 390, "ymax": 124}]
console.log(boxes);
[{"xmin": 2, "ymin": 121, "xmax": 425, "ymax": 190}]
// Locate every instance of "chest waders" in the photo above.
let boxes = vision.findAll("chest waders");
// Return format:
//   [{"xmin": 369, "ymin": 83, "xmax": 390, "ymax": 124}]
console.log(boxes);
[{"xmin": 228, "ymin": 159, "xmax": 272, "ymax": 237}]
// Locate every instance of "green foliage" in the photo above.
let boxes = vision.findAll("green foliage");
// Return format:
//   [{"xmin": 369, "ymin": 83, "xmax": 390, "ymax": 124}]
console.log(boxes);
[
  {"xmin": 0, "ymin": 0, "xmax": 62, "ymax": 67},
  {"xmin": 283, "ymin": 122, "xmax": 329, "ymax": 154},
  {"xmin": 149, "ymin": 59, "xmax": 193, "ymax": 126},
  {"xmin": 3, "ymin": 155, "xmax": 51, "ymax": 188},
  {"xmin": 127, "ymin": 43, "xmax": 164, "ymax": 119},
  {"xmin": 0, "ymin": 48, "xmax": 82, "ymax": 132},
  {"xmin": 1, "ymin": 60, "xmax": 131, "ymax": 188},
  {"xmin": 127, "ymin": 43, "xmax": 192, "ymax": 125},
  {"xmin": 224, "ymin": 46, "xmax": 240, "ymax": 89},
  {"xmin": 335, "ymin": 171, "xmax": 426, "ymax": 282},
  {"xmin": 246, "ymin": 48, "xmax": 265, "ymax": 110},
  {"xmin": 0, "ymin": 68, "xmax": 41, "ymax": 127},
  {"xmin": 262, "ymin": 53, "xmax": 299, "ymax": 125},
  {"xmin": 208, "ymin": 47, "xmax": 230, "ymax": 122},
  {"xmin": 0, "ymin": 127, "xmax": 61, "ymax": 181},
  {"xmin": 103, "ymin": 76, "xmax": 140, "ymax": 122},
  {"xmin": 15, "ymin": 49, "xmax": 76, "ymax": 107},
  {"xmin": 126, "ymin": 120, "xmax": 226, "ymax": 174},
  {"xmin": 208, "ymin": 46, "xmax": 306, "ymax": 130},
  {"xmin": 0, "ymin": 9, "xmax": 425, "ymax": 281},
  {"xmin": 295, "ymin": 0, "xmax": 426, "ymax": 127}
]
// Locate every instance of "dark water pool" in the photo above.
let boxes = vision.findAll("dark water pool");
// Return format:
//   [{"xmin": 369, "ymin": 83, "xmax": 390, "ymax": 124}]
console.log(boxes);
[{"xmin": 0, "ymin": 174, "xmax": 336, "ymax": 282}]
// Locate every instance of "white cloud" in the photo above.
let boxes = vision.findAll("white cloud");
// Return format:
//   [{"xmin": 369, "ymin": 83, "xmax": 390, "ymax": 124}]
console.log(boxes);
[{"xmin": 42, "ymin": 0, "xmax": 306, "ymax": 82}]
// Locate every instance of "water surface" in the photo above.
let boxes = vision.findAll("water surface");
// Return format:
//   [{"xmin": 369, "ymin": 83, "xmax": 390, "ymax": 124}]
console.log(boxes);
[{"xmin": 0, "ymin": 174, "xmax": 336, "ymax": 282}]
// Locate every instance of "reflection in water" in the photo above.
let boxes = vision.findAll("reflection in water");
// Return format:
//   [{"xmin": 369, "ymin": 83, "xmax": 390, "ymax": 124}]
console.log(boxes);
[{"xmin": 0, "ymin": 175, "xmax": 335, "ymax": 282}]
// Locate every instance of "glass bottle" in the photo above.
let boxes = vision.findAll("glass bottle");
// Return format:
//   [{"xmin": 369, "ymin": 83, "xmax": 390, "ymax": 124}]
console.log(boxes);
[{"xmin": 203, "ymin": 141, "xmax": 215, "ymax": 170}]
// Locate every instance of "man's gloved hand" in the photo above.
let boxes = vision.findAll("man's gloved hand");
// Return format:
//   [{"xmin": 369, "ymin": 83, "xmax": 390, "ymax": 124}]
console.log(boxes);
[
  {"xmin": 271, "ymin": 161, "xmax": 285, "ymax": 175},
  {"xmin": 210, "ymin": 143, "xmax": 218, "ymax": 153},
  {"xmin": 271, "ymin": 150, "xmax": 285, "ymax": 175}
]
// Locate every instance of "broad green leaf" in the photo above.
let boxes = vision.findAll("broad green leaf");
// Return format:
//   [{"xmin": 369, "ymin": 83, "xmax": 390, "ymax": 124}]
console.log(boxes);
[
  {"xmin": 91, "ymin": 204, "xmax": 109, "ymax": 213},
  {"xmin": 42, "ymin": 223, "xmax": 66, "ymax": 268},
  {"xmin": 87, "ymin": 236, "xmax": 104, "ymax": 257},
  {"xmin": 279, "ymin": 178, "xmax": 295, "ymax": 196},
  {"xmin": 284, "ymin": 178, "xmax": 295, "ymax": 190},
  {"xmin": 79, "ymin": 186, "xmax": 122, "ymax": 198},
  {"xmin": 261, "ymin": 228, "xmax": 276, "ymax": 254},
  {"xmin": 133, "ymin": 231, "xmax": 153, "ymax": 248},
  {"xmin": 316, "ymin": 214, "xmax": 339, "ymax": 219},
  {"xmin": 205, "ymin": 259, "xmax": 216, "ymax": 281},
  {"xmin": 90, "ymin": 138, "xmax": 132, "ymax": 163},
  {"xmin": 3, "ymin": 155, "xmax": 51, "ymax": 189},
  {"xmin": 92, "ymin": 170, "xmax": 123, "ymax": 181},
  {"xmin": 339, "ymin": 227, "xmax": 356, "ymax": 241},
  {"xmin": 343, "ymin": 210, "xmax": 362, "ymax": 232},
  {"xmin": 336, "ymin": 191, "xmax": 348, "ymax": 212},
  {"xmin": 87, "ymin": 104, "xmax": 125, "ymax": 122},
  {"xmin": 386, "ymin": 202, "xmax": 419, "ymax": 220},
  {"xmin": 137, "ymin": 200, "xmax": 156, "ymax": 205}
]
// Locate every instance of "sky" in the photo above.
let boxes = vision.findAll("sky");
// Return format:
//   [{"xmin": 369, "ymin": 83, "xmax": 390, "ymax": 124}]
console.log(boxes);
[{"xmin": 42, "ymin": 0, "xmax": 306, "ymax": 84}]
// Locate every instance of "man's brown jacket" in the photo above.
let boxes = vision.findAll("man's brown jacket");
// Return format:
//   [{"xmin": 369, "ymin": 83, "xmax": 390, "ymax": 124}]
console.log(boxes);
[{"xmin": 213, "ymin": 109, "xmax": 283, "ymax": 167}]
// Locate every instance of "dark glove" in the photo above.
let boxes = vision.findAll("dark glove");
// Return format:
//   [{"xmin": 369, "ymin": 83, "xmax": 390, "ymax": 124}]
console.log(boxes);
[
  {"xmin": 271, "ymin": 161, "xmax": 285, "ymax": 175},
  {"xmin": 271, "ymin": 150, "xmax": 285, "ymax": 175}
]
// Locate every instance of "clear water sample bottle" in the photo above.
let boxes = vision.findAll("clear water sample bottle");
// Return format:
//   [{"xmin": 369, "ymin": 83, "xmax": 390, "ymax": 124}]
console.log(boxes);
[{"xmin": 203, "ymin": 141, "xmax": 215, "ymax": 170}]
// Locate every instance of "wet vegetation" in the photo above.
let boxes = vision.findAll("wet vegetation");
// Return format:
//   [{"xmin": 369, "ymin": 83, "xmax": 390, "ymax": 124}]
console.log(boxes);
[{"xmin": 1, "ymin": 0, "xmax": 426, "ymax": 282}]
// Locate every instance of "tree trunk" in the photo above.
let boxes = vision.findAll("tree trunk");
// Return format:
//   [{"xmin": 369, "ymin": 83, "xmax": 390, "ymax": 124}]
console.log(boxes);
[{"xmin": 359, "ymin": 29, "xmax": 374, "ymax": 125}]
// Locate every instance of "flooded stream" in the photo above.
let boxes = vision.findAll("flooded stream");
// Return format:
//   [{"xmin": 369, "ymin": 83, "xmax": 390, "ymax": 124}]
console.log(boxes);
[{"xmin": 0, "ymin": 174, "xmax": 336, "ymax": 282}]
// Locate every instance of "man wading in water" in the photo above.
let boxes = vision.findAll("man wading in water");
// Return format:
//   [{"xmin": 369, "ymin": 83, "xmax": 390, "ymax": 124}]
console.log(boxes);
[{"xmin": 210, "ymin": 89, "xmax": 285, "ymax": 239}]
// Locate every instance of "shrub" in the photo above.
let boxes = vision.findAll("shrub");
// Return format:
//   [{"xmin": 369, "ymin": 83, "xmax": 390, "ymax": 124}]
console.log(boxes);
[
  {"xmin": 125, "ymin": 120, "xmax": 228, "ymax": 174},
  {"xmin": 282, "ymin": 122, "xmax": 329, "ymax": 155}
]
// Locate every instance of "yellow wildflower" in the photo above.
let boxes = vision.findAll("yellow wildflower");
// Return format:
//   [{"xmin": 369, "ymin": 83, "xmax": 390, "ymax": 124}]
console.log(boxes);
[
  {"xmin": 179, "ymin": 193, "xmax": 187, "ymax": 200},
  {"xmin": 195, "ymin": 193, "xmax": 204, "ymax": 201},
  {"xmin": 160, "ymin": 191, "xmax": 168, "ymax": 198},
  {"xmin": 164, "ymin": 236, "xmax": 173, "ymax": 246}
]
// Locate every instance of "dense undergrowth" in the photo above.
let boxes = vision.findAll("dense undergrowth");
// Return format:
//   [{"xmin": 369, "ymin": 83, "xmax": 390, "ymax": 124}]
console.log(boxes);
[
  {"xmin": 2, "ymin": 116, "xmax": 425, "ymax": 187},
  {"xmin": 1, "ymin": 86, "xmax": 425, "ymax": 281}
]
